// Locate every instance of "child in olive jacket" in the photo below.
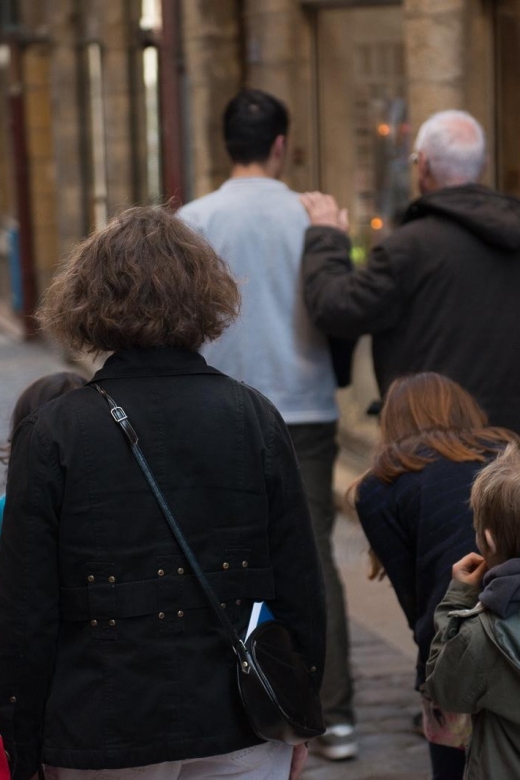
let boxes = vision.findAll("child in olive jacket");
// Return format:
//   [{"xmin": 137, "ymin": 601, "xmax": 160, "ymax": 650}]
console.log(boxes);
[{"xmin": 426, "ymin": 443, "xmax": 520, "ymax": 780}]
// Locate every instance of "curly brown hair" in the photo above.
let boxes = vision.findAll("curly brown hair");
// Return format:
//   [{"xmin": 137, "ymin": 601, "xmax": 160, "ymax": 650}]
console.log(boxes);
[{"xmin": 37, "ymin": 206, "xmax": 240, "ymax": 353}]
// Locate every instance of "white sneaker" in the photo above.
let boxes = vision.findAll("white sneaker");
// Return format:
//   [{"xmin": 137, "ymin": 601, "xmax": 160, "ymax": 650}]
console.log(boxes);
[{"xmin": 309, "ymin": 723, "xmax": 358, "ymax": 760}]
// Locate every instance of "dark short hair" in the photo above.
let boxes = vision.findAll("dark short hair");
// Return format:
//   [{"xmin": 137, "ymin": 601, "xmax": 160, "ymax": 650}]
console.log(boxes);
[
  {"xmin": 471, "ymin": 443, "xmax": 520, "ymax": 560},
  {"xmin": 223, "ymin": 88, "xmax": 289, "ymax": 164},
  {"xmin": 37, "ymin": 206, "xmax": 240, "ymax": 354},
  {"xmin": 1, "ymin": 372, "xmax": 86, "ymax": 463}
]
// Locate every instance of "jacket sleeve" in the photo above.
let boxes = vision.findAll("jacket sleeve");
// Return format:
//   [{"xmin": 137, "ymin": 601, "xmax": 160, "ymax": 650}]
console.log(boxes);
[
  {"xmin": 355, "ymin": 477, "xmax": 418, "ymax": 630},
  {"xmin": 0, "ymin": 418, "xmax": 62, "ymax": 780},
  {"xmin": 425, "ymin": 581, "xmax": 487, "ymax": 713},
  {"xmin": 302, "ymin": 225, "xmax": 403, "ymax": 338},
  {"xmin": 265, "ymin": 406, "xmax": 326, "ymax": 687}
]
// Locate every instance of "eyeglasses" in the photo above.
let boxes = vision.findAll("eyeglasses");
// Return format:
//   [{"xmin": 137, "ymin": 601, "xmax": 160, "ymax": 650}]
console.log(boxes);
[{"xmin": 409, "ymin": 152, "xmax": 419, "ymax": 165}]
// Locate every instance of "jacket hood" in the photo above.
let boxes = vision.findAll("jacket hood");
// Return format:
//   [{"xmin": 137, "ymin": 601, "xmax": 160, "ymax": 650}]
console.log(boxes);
[
  {"xmin": 480, "ymin": 559, "xmax": 520, "ymax": 673},
  {"xmin": 403, "ymin": 184, "xmax": 520, "ymax": 250},
  {"xmin": 480, "ymin": 559, "xmax": 520, "ymax": 618}
]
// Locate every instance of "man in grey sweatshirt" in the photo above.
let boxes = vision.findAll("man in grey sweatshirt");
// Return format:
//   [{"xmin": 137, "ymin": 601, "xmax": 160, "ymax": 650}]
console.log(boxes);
[{"xmin": 178, "ymin": 89, "xmax": 356, "ymax": 761}]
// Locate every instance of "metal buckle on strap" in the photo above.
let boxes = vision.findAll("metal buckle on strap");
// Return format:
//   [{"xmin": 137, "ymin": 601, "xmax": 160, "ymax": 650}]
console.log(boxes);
[{"xmin": 111, "ymin": 406, "xmax": 128, "ymax": 423}]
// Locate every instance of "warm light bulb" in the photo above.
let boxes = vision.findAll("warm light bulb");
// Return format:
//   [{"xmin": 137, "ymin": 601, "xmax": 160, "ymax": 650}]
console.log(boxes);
[
  {"xmin": 370, "ymin": 217, "xmax": 384, "ymax": 230},
  {"xmin": 377, "ymin": 123, "xmax": 391, "ymax": 136}
]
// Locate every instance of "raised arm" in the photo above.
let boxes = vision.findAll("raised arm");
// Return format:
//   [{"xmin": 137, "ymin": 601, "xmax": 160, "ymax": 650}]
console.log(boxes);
[{"xmin": 300, "ymin": 192, "xmax": 403, "ymax": 339}]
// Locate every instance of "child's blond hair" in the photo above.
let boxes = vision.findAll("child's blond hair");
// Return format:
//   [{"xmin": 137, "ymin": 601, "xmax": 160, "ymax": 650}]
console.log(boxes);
[{"xmin": 471, "ymin": 443, "xmax": 520, "ymax": 560}]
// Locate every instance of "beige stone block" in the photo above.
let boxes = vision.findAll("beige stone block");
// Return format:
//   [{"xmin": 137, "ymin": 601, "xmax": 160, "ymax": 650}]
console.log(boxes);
[
  {"xmin": 29, "ymin": 158, "xmax": 57, "ymax": 195},
  {"xmin": 404, "ymin": 0, "xmax": 465, "ymax": 16},
  {"xmin": 103, "ymin": 85, "xmax": 130, "ymax": 131},
  {"xmin": 245, "ymin": 19, "xmax": 295, "ymax": 67},
  {"xmin": 183, "ymin": 0, "xmax": 237, "ymax": 37},
  {"xmin": 31, "ymin": 194, "xmax": 57, "ymax": 230},
  {"xmin": 247, "ymin": 63, "xmax": 292, "ymax": 97},
  {"xmin": 51, "ymin": 49, "xmax": 78, "ymax": 92},
  {"xmin": 20, "ymin": 0, "xmax": 47, "ymax": 30},
  {"xmin": 246, "ymin": 0, "xmax": 294, "ymax": 12},
  {"xmin": 24, "ymin": 47, "xmax": 50, "ymax": 88},
  {"xmin": 27, "ymin": 125, "xmax": 53, "ymax": 159},
  {"xmin": 407, "ymin": 81, "xmax": 465, "ymax": 132},
  {"xmin": 33, "ymin": 228, "xmax": 59, "ymax": 272},
  {"xmin": 25, "ymin": 88, "xmax": 53, "ymax": 130},
  {"xmin": 406, "ymin": 15, "xmax": 464, "ymax": 83}
]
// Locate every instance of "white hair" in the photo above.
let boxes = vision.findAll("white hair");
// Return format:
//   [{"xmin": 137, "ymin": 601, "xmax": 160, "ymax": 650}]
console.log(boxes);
[{"xmin": 414, "ymin": 110, "xmax": 486, "ymax": 187}]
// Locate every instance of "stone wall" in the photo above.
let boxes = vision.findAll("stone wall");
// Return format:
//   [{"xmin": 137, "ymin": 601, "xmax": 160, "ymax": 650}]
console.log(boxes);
[
  {"xmin": 243, "ymin": 0, "xmax": 315, "ymax": 192},
  {"xmin": 182, "ymin": 0, "xmax": 241, "ymax": 198},
  {"xmin": 403, "ymin": 0, "xmax": 494, "ymax": 179}
]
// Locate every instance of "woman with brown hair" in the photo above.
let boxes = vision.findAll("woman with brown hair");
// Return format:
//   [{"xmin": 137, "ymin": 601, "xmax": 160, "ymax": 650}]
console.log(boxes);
[
  {"xmin": 353, "ymin": 372, "xmax": 518, "ymax": 780},
  {"xmin": 0, "ymin": 206, "xmax": 325, "ymax": 780}
]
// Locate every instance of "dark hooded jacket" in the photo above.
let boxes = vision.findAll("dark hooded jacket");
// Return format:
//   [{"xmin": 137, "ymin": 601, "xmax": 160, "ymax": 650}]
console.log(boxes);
[{"xmin": 302, "ymin": 184, "xmax": 520, "ymax": 432}]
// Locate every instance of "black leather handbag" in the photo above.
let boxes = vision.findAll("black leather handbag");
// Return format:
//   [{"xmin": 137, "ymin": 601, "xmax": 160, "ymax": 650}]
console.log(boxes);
[{"xmin": 94, "ymin": 384, "xmax": 325, "ymax": 746}]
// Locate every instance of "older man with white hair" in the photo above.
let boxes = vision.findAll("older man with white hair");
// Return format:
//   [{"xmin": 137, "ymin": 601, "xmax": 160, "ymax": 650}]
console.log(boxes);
[{"xmin": 301, "ymin": 109, "xmax": 520, "ymax": 433}]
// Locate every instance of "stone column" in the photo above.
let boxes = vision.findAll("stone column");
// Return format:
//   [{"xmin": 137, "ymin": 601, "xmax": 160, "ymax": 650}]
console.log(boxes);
[
  {"xmin": 403, "ymin": 0, "xmax": 466, "ymax": 136},
  {"xmin": 22, "ymin": 41, "xmax": 59, "ymax": 296},
  {"xmin": 48, "ymin": 0, "xmax": 87, "ymax": 259},
  {"xmin": 242, "ymin": 0, "xmax": 315, "ymax": 192},
  {"xmin": 182, "ymin": 0, "xmax": 241, "ymax": 198},
  {"xmin": 404, "ymin": 0, "xmax": 494, "ymax": 181},
  {"xmin": 84, "ymin": 0, "xmax": 138, "ymax": 216}
]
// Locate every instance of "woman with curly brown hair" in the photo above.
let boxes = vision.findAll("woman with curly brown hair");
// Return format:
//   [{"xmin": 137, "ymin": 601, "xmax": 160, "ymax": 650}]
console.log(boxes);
[
  {"xmin": 353, "ymin": 372, "xmax": 518, "ymax": 780},
  {"xmin": 0, "ymin": 207, "xmax": 325, "ymax": 780}
]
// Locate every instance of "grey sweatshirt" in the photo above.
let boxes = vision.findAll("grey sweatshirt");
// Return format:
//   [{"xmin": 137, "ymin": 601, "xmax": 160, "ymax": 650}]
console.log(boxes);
[{"xmin": 178, "ymin": 177, "xmax": 337, "ymax": 424}]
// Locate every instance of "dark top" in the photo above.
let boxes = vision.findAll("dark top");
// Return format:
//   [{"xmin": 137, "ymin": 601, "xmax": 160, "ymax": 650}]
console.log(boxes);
[
  {"xmin": 356, "ymin": 456, "xmax": 481, "ymax": 686},
  {"xmin": 302, "ymin": 184, "xmax": 520, "ymax": 432},
  {"xmin": 0, "ymin": 347, "xmax": 325, "ymax": 780}
]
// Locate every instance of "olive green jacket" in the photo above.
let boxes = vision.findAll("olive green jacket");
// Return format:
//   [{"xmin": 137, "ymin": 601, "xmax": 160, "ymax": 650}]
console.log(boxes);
[{"xmin": 426, "ymin": 580, "xmax": 520, "ymax": 779}]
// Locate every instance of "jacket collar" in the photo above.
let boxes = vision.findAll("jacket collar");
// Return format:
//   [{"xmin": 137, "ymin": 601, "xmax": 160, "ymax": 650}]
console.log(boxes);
[{"xmin": 89, "ymin": 347, "xmax": 224, "ymax": 382}]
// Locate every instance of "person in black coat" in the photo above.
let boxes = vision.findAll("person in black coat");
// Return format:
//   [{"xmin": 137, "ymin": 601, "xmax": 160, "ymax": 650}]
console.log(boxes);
[
  {"xmin": 352, "ymin": 372, "xmax": 518, "ymax": 780},
  {"xmin": 0, "ymin": 207, "xmax": 325, "ymax": 780},
  {"xmin": 300, "ymin": 110, "xmax": 520, "ymax": 434}
]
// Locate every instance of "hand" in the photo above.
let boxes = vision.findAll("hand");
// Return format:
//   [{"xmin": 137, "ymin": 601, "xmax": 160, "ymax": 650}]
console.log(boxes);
[
  {"xmin": 289, "ymin": 743, "xmax": 308, "ymax": 780},
  {"xmin": 300, "ymin": 192, "xmax": 349, "ymax": 231},
  {"xmin": 452, "ymin": 553, "xmax": 488, "ymax": 586}
]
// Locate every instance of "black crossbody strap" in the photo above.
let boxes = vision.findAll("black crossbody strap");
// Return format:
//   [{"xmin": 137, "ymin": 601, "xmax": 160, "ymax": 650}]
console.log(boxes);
[{"xmin": 92, "ymin": 383, "xmax": 249, "ymax": 666}]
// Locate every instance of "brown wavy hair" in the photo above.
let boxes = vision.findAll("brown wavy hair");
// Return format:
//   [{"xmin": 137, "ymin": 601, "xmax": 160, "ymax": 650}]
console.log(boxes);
[
  {"xmin": 348, "ymin": 372, "xmax": 518, "ymax": 581},
  {"xmin": 37, "ymin": 206, "xmax": 240, "ymax": 353},
  {"xmin": 369, "ymin": 372, "xmax": 517, "ymax": 483}
]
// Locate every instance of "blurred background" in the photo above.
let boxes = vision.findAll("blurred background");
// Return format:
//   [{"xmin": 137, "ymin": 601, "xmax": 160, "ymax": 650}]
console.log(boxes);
[{"xmin": 0, "ymin": 0, "xmax": 518, "ymax": 452}]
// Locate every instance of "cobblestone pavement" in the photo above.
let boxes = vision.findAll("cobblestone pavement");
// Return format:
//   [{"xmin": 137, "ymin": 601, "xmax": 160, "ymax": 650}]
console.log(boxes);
[
  {"xmin": 301, "ymin": 513, "xmax": 430, "ymax": 780},
  {"xmin": 0, "ymin": 332, "xmax": 431, "ymax": 779}
]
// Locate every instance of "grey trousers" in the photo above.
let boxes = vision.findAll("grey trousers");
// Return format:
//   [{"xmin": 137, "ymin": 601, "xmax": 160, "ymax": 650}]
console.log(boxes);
[{"xmin": 288, "ymin": 421, "xmax": 354, "ymax": 726}]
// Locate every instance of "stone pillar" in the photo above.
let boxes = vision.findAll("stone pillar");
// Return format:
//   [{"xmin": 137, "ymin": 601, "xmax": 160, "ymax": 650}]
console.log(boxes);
[
  {"xmin": 404, "ymin": 0, "xmax": 494, "ymax": 182},
  {"xmin": 48, "ymin": 0, "xmax": 87, "ymax": 259},
  {"xmin": 182, "ymin": 0, "xmax": 241, "ymax": 198},
  {"xmin": 242, "ymin": 0, "xmax": 314, "ymax": 192},
  {"xmin": 22, "ymin": 42, "xmax": 59, "ymax": 297},
  {"xmin": 84, "ymin": 0, "xmax": 138, "ymax": 216},
  {"xmin": 403, "ymin": 0, "xmax": 466, "ymax": 137}
]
